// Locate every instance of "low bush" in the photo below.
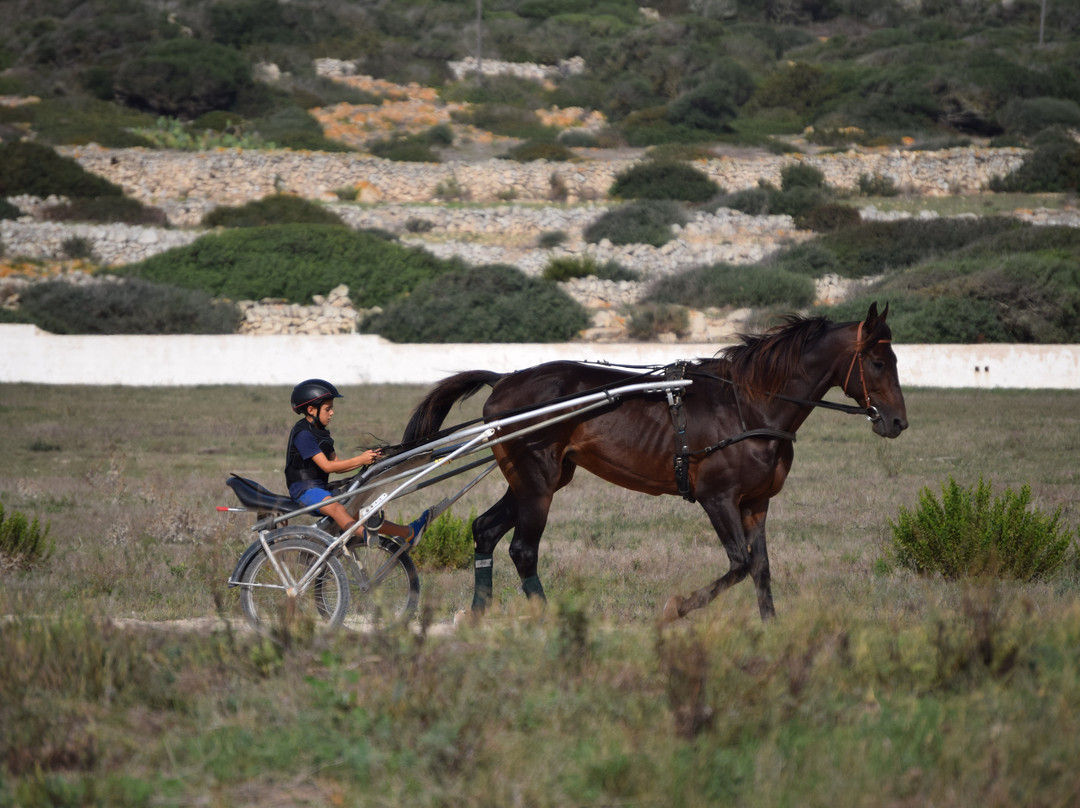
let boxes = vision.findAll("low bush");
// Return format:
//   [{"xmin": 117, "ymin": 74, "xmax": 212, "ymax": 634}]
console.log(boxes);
[
  {"xmin": 609, "ymin": 161, "xmax": 720, "ymax": 202},
  {"xmin": 649, "ymin": 263, "xmax": 815, "ymax": 309},
  {"xmin": 0, "ymin": 503, "xmax": 53, "ymax": 571},
  {"xmin": 997, "ymin": 97, "xmax": 1080, "ymax": 137},
  {"xmin": 115, "ymin": 225, "xmax": 458, "ymax": 307},
  {"xmin": 537, "ymin": 230, "xmax": 567, "ymax": 248},
  {"xmin": 249, "ymin": 105, "xmax": 354, "ymax": 153},
  {"xmin": 368, "ymin": 135, "xmax": 441, "ymax": 163},
  {"xmin": 0, "ymin": 141, "xmax": 123, "ymax": 198},
  {"xmin": 584, "ymin": 200, "xmax": 687, "ymax": 247},
  {"xmin": 363, "ymin": 264, "xmax": 589, "ymax": 342},
  {"xmin": 409, "ymin": 508, "xmax": 475, "ymax": 570},
  {"xmin": 40, "ymin": 197, "xmax": 168, "ymax": 227},
  {"xmin": 0, "ymin": 199, "xmax": 21, "ymax": 220},
  {"xmin": 201, "ymin": 195, "xmax": 345, "ymax": 228},
  {"xmin": 780, "ymin": 162, "xmax": 827, "ymax": 191},
  {"xmin": 541, "ymin": 255, "xmax": 637, "ymax": 282},
  {"xmin": 888, "ymin": 476, "xmax": 1074, "ymax": 581},
  {"xmin": 777, "ymin": 217, "xmax": 1015, "ymax": 279},
  {"xmin": 794, "ymin": 202, "xmax": 861, "ymax": 232},
  {"xmin": 988, "ymin": 136, "xmax": 1080, "ymax": 193},
  {"xmin": 505, "ymin": 141, "xmax": 578, "ymax": 162},
  {"xmin": 457, "ymin": 104, "xmax": 558, "ymax": 141},
  {"xmin": 0, "ymin": 96, "xmax": 157, "ymax": 148},
  {"xmin": 16, "ymin": 278, "xmax": 241, "ymax": 335},
  {"xmin": 559, "ymin": 130, "xmax": 598, "ymax": 148},
  {"xmin": 627, "ymin": 303, "xmax": 690, "ymax": 340},
  {"xmin": 857, "ymin": 172, "xmax": 900, "ymax": 197},
  {"xmin": 60, "ymin": 237, "xmax": 94, "ymax": 260},
  {"xmin": 113, "ymin": 38, "xmax": 252, "ymax": 118}
]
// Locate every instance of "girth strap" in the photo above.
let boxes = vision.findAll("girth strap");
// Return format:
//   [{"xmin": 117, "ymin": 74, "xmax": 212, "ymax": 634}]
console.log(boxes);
[{"xmin": 665, "ymin": 362, "xmax": 695, "ymax": 502}]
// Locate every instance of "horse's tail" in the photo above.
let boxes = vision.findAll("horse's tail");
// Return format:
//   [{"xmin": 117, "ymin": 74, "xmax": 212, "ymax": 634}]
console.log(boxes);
[{"xmin": 401, "ymin": 369, "xmax": 503, "ymax": 445}]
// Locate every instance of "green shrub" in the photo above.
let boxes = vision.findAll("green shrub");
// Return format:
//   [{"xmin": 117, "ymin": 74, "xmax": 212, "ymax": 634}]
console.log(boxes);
[
  {"xmin": 794, "ymin": 202, "xmax": 861, "ymax": 232},
  {"xmin": 209, "ymin": 0, "xmax": 301, "ymax": 47},
  {"xmin": 247, "ymin": 105, "xmax": 353, "ymax": 153},
  {"xmin": 998, "ymin": 97, "xmax": 1080, "ymax": 137},
  {"xmin": 369, "ymin": 135, "xmax": 441, "ymax": 163},
  {"xmin": 559, "ymin": 130, "xmax": 599, "ymax": 148},
  {"xmin": 505, "ymin": 141, "xmax": 578, "ymax": 162},
  {"xmin": 780, "ymin": 163, "xmax": 827, "ymax": 191},
  {"xmin": 0, "ymin": 199, "xmax": 21, "ymax": 220},
  {"xmin": 989, "ymin": 138, "xmax": 1080, "ymax": 193},
  {"xmin": 201, "ymin": 195, "xmax": 345, "ymax": 229},
  {"xmin": 0, "ymin": 503, "xmax": 53, "ymax": 571},
  {"xmin": 650, "ymin": 263, "xmax": 815, "ymax": 308},
  {"xmin": 585, "ymin": 200, "xmax": 687, "ymax": 247},
  {"xmin": 542, "ymin": 255, "xmax": 637, "ymax": 282},
  {"xmin": 752, "ymin": 61, "xmax": 832, "ymax": 116},
  {"xmin": 897, "ymin": 295, "xmax": 1010, "ymax": 343},
  {"xmin": 459, "ymin": 104, "xmax": 558, "ymax": 141},
  {"xmin": 409, "ymin": 508, "xmax": 475, "ymax": 570},
  {"xmin": 404, "ymin": 217, "xmax": 435, "ymax": 234},
  {"xmin": 363, "ymin": 264, "xmax": 589, "ymax": 343},
  {"xmin": 537, "ymin": 230, "xmax": 568, "ymax": 248},
  {"xmin": 857, "ymin": 172, "xmax": 900, "ymax": 197},
  {"xmin": 116, "ymin": 225, "xmax": 458, "ymax": 307},
  {"xmin": 192, "ymin": 111, "xmax": 245, "ymax": 132},
  {"xmin": 0, "ymin": 96, "xmax": 157, "ymax": 148},
  {"xmin": 60, "ymin": 237, "xmax": 94, "ymax": 260},
  {"xmin": 627, "ymin": 303, "xmax": 689, "ymax": 340},
  {"xmin": 40, "ymin": 197, "xmax": 168, "ymax": 227},
  {"xmin": 715, "ymin": 186, "xmax": 774, "ymax": 216},
  {"xmin": 113, "ymin": 39, "xmax": 253, "ymax": 118},
  {"xmin": 666, "ymin": 81, "xmax": 739, "ymax": 134},
  {"xmin": 16, "ymin": 278, "xmax": 241, "ymax": 335},
  {"xmin": 0, "ymin": 141, "xmax": 123, "ymax": 198},
  {"xmin": 889, "ymin": 477, "xmax": 1074, "ymax": 581},
  {"xmin": 779, "ymin": 218, "xmax": 1015, "ymax": 279},
  {"xmin": 609, "ymin": 161, "xmax": 720, "ymax": 202}
]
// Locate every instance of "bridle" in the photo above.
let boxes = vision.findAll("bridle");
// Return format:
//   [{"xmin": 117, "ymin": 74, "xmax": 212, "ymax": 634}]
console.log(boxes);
[{"xmin": 842, "ymin": 321, "xmax": 890, "ymax": 424}]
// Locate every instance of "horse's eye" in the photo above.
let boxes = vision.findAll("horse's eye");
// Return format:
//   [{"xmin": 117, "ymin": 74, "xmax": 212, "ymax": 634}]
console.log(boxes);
[{"xmin": 872, "ymin": 360, "xmax": 884, "ymax": 370}]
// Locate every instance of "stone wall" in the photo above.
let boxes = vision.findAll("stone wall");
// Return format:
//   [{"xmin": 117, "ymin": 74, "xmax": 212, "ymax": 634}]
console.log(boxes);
[{"xmin": 62, "ymin": 145, "xmax": 1028, "ymax": 223}]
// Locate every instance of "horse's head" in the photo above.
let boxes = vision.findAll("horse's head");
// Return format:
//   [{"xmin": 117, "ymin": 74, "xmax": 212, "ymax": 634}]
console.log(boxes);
[{"xmin": 840, "ymin": 302, "xmax": 908, "ymax": 438}]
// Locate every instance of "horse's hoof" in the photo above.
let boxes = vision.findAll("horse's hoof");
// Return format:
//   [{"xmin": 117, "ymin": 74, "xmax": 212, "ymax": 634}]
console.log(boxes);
[{"xmin": 660, "ymin": 595, "xmax": 685, "ymax": 625}]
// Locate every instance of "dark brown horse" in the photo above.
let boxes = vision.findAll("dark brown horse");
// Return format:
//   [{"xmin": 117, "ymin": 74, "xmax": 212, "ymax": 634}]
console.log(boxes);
[{"xmin": 402, "ymin": 302, "xmax": 908, "ymax": 621}]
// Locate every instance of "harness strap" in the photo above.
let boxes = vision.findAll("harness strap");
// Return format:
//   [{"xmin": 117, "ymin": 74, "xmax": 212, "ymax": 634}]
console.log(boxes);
[{"xmin": 697, "ymin": 427, "xmax": 797, "ymax": 457}]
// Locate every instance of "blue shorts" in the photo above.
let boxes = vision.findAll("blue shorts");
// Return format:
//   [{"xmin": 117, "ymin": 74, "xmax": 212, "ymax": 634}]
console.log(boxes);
[{"xmin": 296, "ymin": 487, "xmax": 333, "ymax": 513}]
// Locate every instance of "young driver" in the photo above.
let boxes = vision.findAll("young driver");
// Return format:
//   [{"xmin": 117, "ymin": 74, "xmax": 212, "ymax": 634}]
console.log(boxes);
[{"xmin": 285, "ymin": 378, "xmax": 429, "ymax": 546}]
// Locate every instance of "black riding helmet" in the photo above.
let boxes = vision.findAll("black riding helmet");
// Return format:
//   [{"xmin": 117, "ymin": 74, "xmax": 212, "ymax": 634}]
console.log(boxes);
[{"xmin": 291, "ymin": 378, "xmax": 343, "ymax": 414}]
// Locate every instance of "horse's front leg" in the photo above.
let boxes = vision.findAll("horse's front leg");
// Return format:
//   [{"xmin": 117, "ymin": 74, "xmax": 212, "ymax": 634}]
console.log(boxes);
[
  {"xmin": 661, "ymin": 494, "xmax": 752, "ymax": 623},
  {"xmin": 744, "ymin": 498, "xmax": 775, "ymax": 619}
]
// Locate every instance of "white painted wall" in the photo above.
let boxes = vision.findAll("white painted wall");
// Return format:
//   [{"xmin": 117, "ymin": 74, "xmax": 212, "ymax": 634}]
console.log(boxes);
[{"xmin": 2, "ymin": 324, "xmax": 1078, "ymax": 389}]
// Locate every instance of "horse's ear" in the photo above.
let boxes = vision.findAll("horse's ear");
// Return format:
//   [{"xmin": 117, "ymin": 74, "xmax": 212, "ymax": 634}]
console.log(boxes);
[{"xmin": 864, "ymin": 301, "xmax": 880, "ymax": 331}]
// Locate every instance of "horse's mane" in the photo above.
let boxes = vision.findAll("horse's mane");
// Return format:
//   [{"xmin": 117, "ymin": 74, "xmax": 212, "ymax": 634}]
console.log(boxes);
[{"xmin": 703, "ymin": 314, "xmax": 834, "ymax": 402}]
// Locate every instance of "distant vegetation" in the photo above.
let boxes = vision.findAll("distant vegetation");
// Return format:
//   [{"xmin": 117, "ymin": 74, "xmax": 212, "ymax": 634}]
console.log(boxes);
[
  {"xmin": 112, "ymin": 225, "xmax": 461, "ymax": 307},
  {"xmin": 2, "ymin": 0, "xmax": 1080, "ymax": 343},
  {"xmin": 0, "ymin": 0, "xmax": 1076, "ymax": 152}
]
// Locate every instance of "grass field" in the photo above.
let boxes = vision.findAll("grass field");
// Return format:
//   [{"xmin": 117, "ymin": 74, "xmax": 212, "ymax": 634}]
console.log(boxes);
[{"xmin": 2, "ymin": 383, "xmax": 1079, "ymax": 806}]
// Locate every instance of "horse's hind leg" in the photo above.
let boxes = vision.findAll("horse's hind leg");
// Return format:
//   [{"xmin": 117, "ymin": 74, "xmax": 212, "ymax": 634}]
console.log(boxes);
[{"xmin": 471, "ymin": 487, "xmax": 517, "ymax": 613}]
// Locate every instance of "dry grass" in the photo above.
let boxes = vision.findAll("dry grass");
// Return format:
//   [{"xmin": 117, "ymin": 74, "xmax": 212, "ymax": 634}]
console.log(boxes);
[{"xmin": 2, "ymin": 383, "xmax": 1080, "ymax": 807}]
